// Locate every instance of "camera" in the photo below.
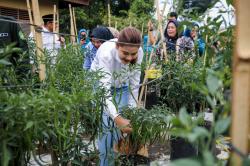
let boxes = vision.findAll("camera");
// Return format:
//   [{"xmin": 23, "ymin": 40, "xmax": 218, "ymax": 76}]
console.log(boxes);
[{"xmin": 80, "ymin": 34, "xmax": 86, "ymax": 41}]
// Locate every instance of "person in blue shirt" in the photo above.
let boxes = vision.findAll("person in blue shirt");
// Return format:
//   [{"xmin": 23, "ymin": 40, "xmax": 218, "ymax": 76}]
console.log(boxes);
[
  {"xmin": 143, "ymin": 35, "xmax": 153, "ymax": 55},
  {"xmin": 83, "ymin": 26, "xmax": 114, "ymax": 70}
]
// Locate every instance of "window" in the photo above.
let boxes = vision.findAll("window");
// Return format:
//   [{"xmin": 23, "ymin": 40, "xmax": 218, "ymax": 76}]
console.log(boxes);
[{"xmin": 0, "ymin": 6, "xmax": 29, "ymax": 21}]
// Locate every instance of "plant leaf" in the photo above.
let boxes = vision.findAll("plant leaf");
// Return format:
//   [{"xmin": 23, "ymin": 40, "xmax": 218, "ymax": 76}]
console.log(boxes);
[
  {"xmin": 0, "ymin": 59, "xmax": 11, "ymax": 65},
  {"xmin": 24, "ymin": 121, "xmax": 34, "ymax": 131},
  {"xmin": 179, "ymin": 107, "xmax": 191, "ymax": 127},
  {"xmin": 2, "ymin": 141, "xmax": 11, "ymax": 166},
  {"xmin": 171, "ymin": 158, "xmax": 202, "ymax": 166},
  {"xmin": 206, "ymin": 73, "xmax": 221, "ymax": 94},
  {"xmin": 203, "ymin": 150, "xmax": 215, "ymax": 166},
  {"xmin": 215, "ymin": 117, "xmax": 231, "ymax": 134}
]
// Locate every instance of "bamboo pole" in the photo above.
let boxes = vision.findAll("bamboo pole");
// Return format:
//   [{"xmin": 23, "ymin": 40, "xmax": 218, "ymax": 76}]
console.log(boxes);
[
  {"xmin": 115, "ymin": 21, "xmax": 117, "ymax": 29},
  {"xmin": 203, "ymin": 35, "xmax": 208, "ymax": 67},
  {"xmin": 231, "ymin": 0, "xmax": 250, "ymax": 165},
  {"xmin": 155, "ymin": 0, "xmax": 167, "ymax": 62},
  {"xmin": 56, "ymin": 10, "xmax": 59, "ymax": 33},
  {"xmin": 107, "ymin": 0, "xmax": 111, "ymax": 27},
  {"xmin": 141, "ymin": 22, "xmax": 144, "ymax": 37},
  {"xmin": 31, "ymin": 0, "xmax": 45, "ymax": 81},
  {"xmin": 137, "ymin": 0, "xmax": 168, "ymax": 107},
  {"xmin": 73, "ymin": 7, "xmax": 77, "ymax": 37},
  {"xmin": 53, "ymin": 4, "xmax": 56, "ymax": 48},
  {"xmin": 69, "ymin": 4, "xmax": 75, "ymax": 43},
  {"xmin": 143, "ymin": 85, "xmax": 147, "ymax": 108},
  {"xmin": 26, "ymin": 0, "xmax": 34, "ymax": 34}
]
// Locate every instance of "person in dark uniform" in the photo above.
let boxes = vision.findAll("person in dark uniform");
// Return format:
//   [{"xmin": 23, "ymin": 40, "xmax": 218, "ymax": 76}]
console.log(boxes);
[{"xmin": 0, "ymin": 15, "xmax": 30, "ymax": 81}]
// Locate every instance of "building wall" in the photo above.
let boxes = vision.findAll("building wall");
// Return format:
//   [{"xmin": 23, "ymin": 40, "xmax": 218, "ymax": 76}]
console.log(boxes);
[
  {"xmin": 0, "ymin": 0, "xmax": 57, "ymax": 17},
  {"xmin": 0, "ymin": 0, "xmax": 58, "ymax": 34}
]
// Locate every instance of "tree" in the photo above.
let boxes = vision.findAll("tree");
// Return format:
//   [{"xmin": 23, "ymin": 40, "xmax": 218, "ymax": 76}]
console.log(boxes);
[{"xmin": 59, "ymin": 0, "xmax": 155, "ymax": 34}]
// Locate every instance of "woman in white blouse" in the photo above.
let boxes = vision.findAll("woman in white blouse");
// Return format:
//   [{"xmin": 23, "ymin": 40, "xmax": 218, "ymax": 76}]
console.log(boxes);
[{"xmin": 91, "ymin": 27, "xmax": 143, "ymax": 166}]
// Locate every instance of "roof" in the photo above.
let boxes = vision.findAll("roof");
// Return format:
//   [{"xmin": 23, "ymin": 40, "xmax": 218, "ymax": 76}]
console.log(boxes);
[{"xmin": 62, "ymin": 0, "xmax": 90, "ymax": 6}]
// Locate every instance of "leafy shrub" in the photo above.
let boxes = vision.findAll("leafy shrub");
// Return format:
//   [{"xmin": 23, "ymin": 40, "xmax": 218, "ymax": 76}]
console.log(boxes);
[{"xmin": 160, "ymin": 60, "xmax": 207, "ymax": 113}]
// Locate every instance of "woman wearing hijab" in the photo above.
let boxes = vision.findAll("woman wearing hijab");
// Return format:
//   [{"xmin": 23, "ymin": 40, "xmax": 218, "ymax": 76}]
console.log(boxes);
[
  {"xmin": 78, "ymin": 28, "xmax": 89, "ymax": 49},
  {"xmin": 163, "ymin": 20, "xmax": 179, "ymax": 59},
  {"xmin": 83, "ymin": 26, "xmax": 114, "ymax": 70},
  {"xmin": 176, "ymin": 28, "xmax": 195, "ymax": 62},
  {"xmin": 148, "ymin": 19, "xmax": 179, "ymax": 60},
  {"xmin": 176, "ymin": 22, "xmax": 206, "ymax": 62}
]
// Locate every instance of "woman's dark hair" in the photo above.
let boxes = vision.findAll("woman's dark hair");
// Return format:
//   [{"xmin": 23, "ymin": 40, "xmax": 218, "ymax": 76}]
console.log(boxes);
[
  {"xmin": 117, "ymin": 27, "xmax": 142, "ymax": 47},
  {"xmin": 164, "ymin": 20, "xmax": 179, "ymax": 40}
]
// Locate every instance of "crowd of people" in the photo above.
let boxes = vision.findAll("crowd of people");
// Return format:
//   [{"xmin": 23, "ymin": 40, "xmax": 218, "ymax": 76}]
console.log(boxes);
[
  {"xmin": 146, "ymin": 12, "xmax": 205, "ymax": 62},
  {"xmin": 0, "ymin": 11, "xmax": 208, "ymax": 166}
]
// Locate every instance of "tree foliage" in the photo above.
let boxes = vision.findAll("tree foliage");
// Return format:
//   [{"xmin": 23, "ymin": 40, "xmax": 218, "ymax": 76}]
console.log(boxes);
[{"xmin": 59, "ymin": 0, "xmax": 155, "ymax": 34}]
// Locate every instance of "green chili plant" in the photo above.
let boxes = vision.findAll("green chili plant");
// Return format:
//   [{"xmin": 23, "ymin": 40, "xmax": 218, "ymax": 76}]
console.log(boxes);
[
  {"xmin": 120, "ymin": 105, "xmax": 173, "ymax": 155},
  {"xmin": 0, "ymin": 43, "xmax": 107, "ymax": 165}
]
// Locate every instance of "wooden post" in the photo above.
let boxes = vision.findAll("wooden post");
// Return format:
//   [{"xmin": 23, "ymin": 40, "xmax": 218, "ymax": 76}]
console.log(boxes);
[
  {"xmin": 231, "ymin": 0, "xmax": 250, "ymax": 165},
  {"xmin": 26, "ymin": 0, "xmax": 34, "ymax": 34},
  {"xmin": 69, "ymin": 4, "xmax": 75, "ymax": 43},
  {"xmin": 53, "ymin": 4, "xmax": 56, "ymax": 48},
  {"xmin": 31, "ymin": 0, "xmax": 45, "ymax": 81},
  {"xmin": 73, "ymin": 7, "xmax": 77, "ymax": 37}
]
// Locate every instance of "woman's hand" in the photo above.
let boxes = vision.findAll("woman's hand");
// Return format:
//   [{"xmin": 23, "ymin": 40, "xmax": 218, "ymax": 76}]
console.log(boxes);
[{"xmin": 114, "ymin": 115, "xmax": 132, "ymax": 134}]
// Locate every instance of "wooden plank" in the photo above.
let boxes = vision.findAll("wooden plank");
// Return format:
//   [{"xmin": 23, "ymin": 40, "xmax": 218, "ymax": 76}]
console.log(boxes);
[
  {"xmin": 231, "ymin": 1, "xmax": 250, "ymax": 165},
  {"xmin": 236, "ymin": 1, "xmax": 250, "ymax": 59},
  {"xmin": 63, "ymin": 0, "xmax": 90, "ymax": 6},
  {"xmin": 31, "ymin": 0, "xmax": 45, "ymax": 81},
  {"xmin": 231, "ymin": 62, "xmax": 250, "ymax": 165}
]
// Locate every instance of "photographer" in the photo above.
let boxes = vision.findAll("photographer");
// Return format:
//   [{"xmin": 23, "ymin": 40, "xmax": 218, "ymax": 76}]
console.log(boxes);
[{"xmin": 78, "ymin": 28, "xmax": 89, "ymax": 49}]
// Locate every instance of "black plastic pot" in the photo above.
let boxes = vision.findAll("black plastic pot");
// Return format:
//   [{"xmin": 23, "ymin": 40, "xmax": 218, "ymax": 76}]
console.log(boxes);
[
  {"xmin": 170, "ymin": 137, "xmax": 198, "ymax": 160},
  {"xmin": 145, "ymin": 78, "xmax": 160, "ymax": 109}
]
